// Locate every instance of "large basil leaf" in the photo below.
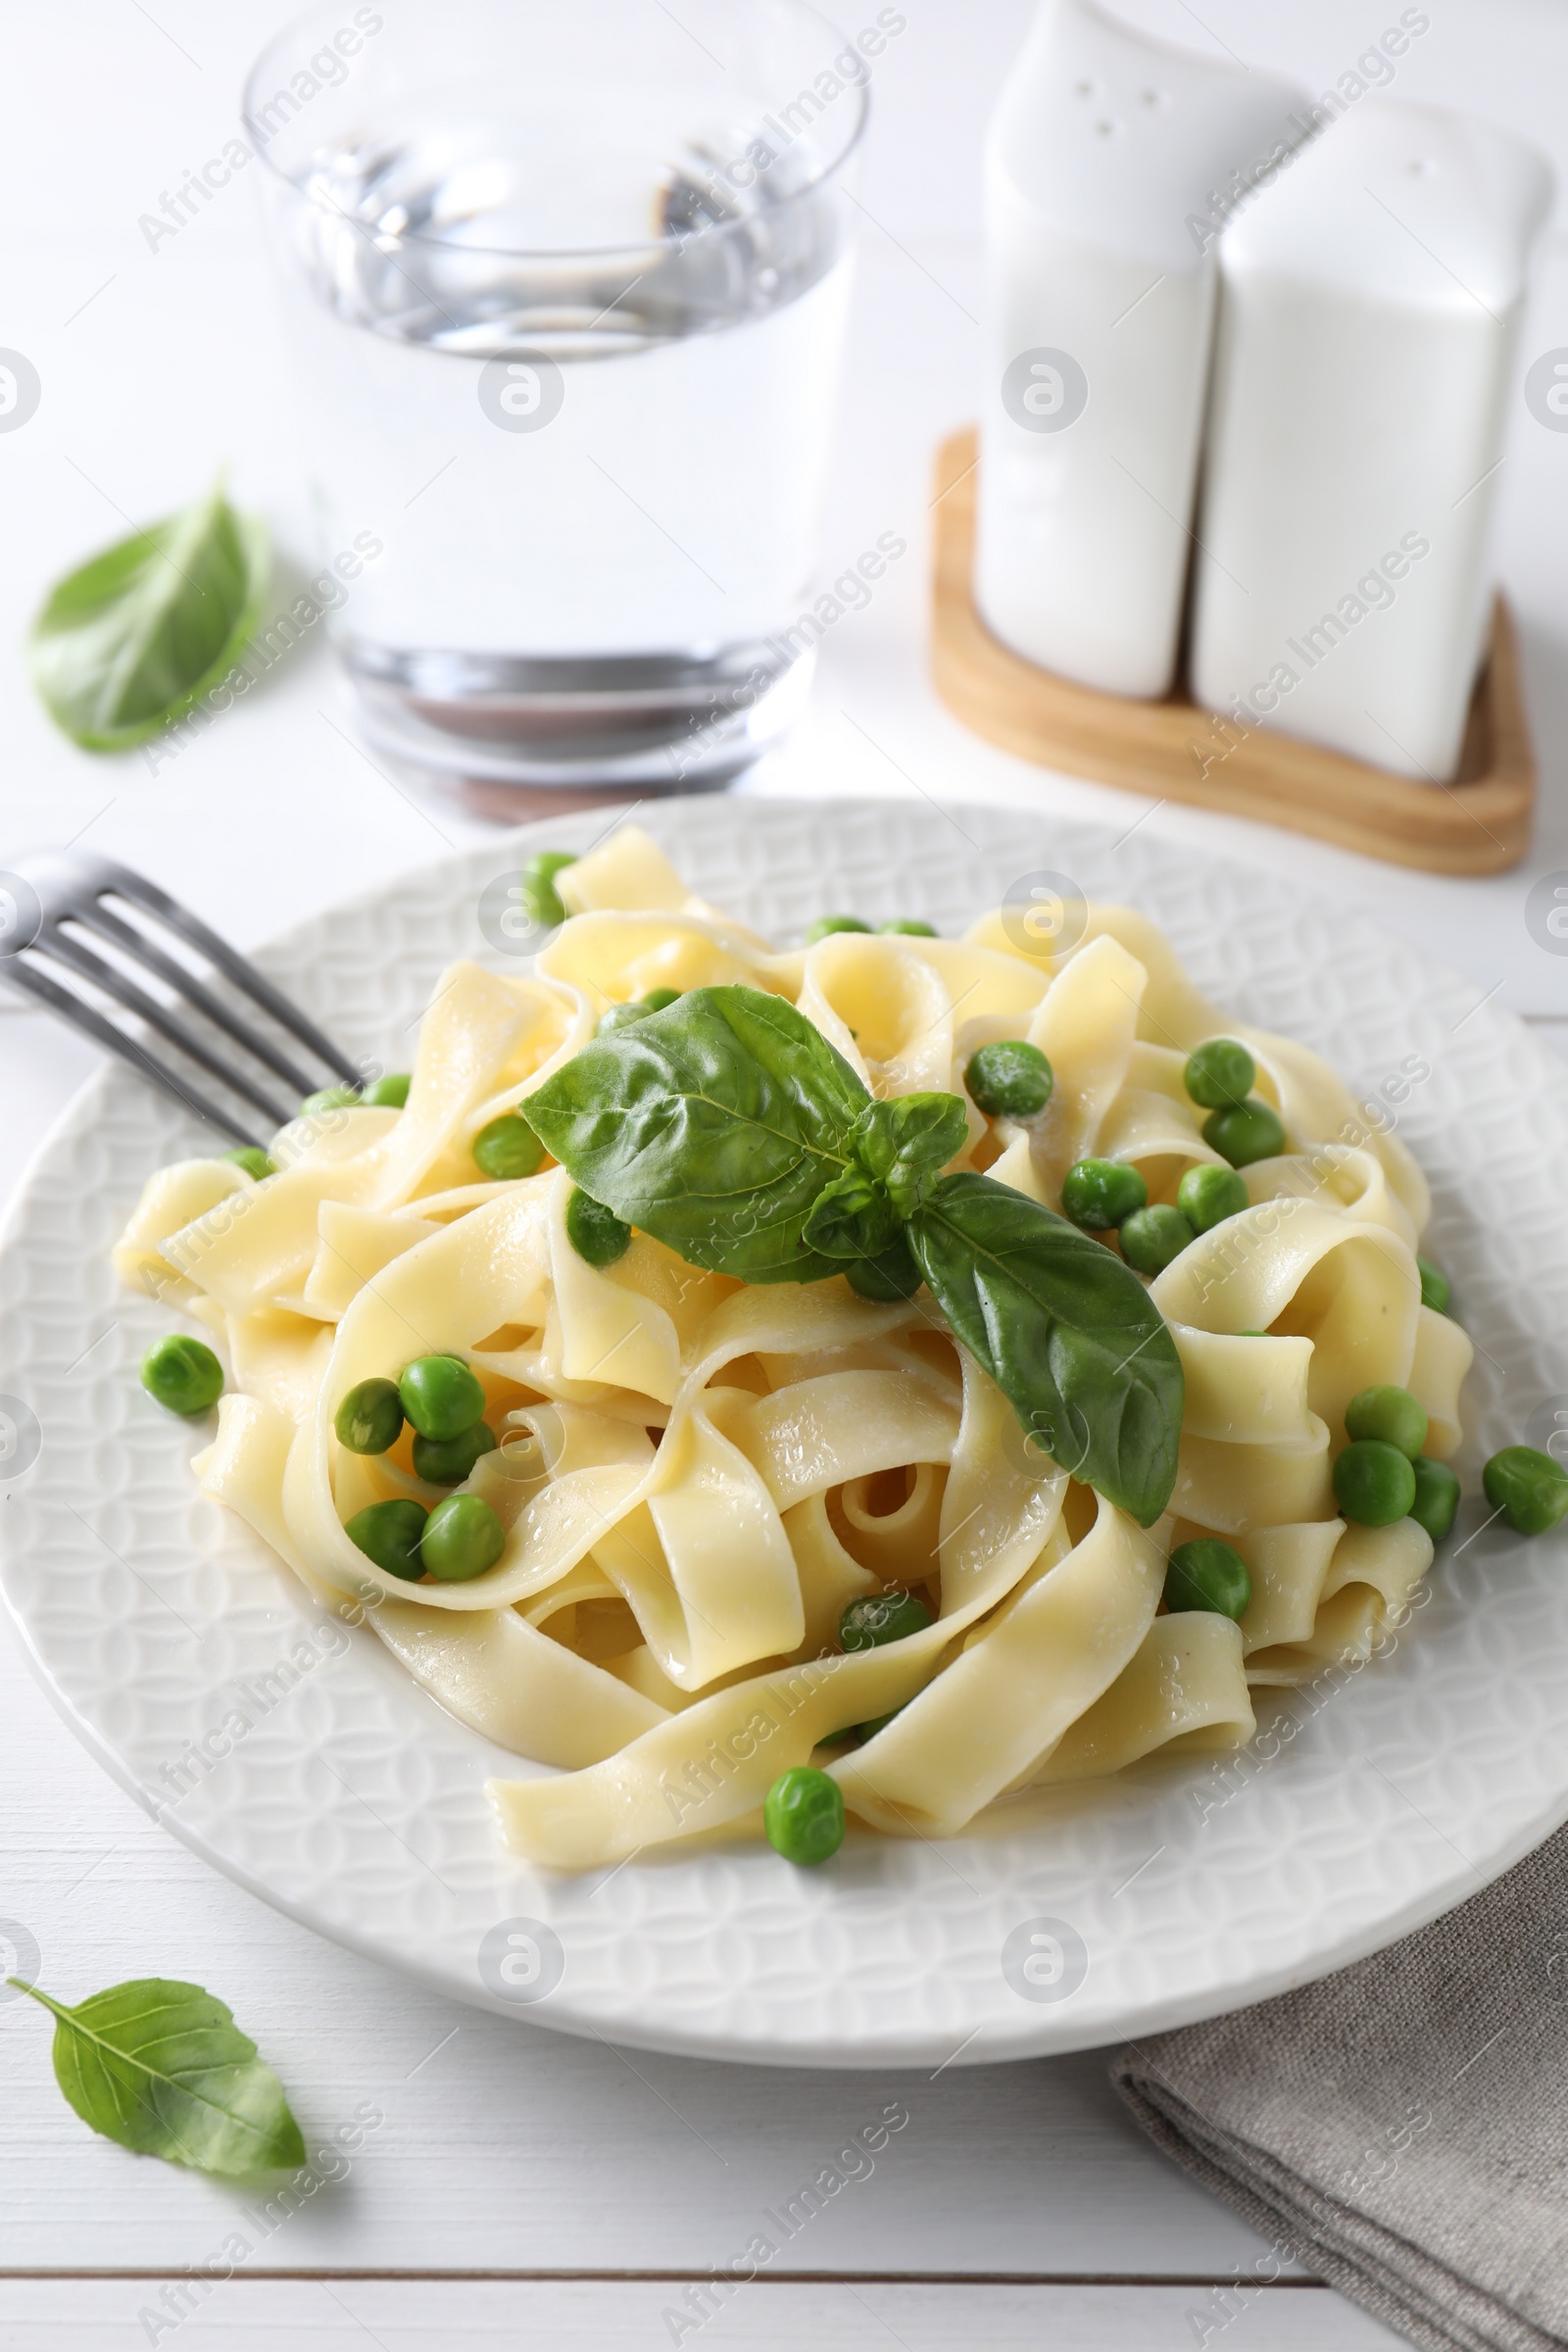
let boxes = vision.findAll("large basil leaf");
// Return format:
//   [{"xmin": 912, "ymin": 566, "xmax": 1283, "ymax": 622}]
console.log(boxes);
[
  {"xmin": 14, "ymin": 1976, "xmax": 306, "ymax": 2176},
  {"xmin": 525, "ymin": 985, "xmax": 872, "ymax": 1282},
  {"xmin": 907, "ymin": 1171, "xmax": 1183, "ymax": 1526},
  {"xmin": 31, "ymin": 482, "xmax": 269, "ymax": 751}
]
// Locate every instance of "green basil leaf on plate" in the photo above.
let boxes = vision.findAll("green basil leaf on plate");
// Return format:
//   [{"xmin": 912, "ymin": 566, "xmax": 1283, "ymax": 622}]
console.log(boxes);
[
  {"xmin": 30, "ymin": 482, "xmax": 269, "ymax": 751},
  {"xmin": 11, "ymin": 1974, "xmax": 306, "ymax": 2176},
  {"xmin": 806, "ymin": 1093, "xmax": 969, "ymax": 1255},
  {"xmin": 801, "ymin": 1165, "xmax": 902, "ymax": 1261},
  {"xmin": 908, "ymin": 1171, "xmax": 1184, "ymax": 1527},
  {"xmin": 526, "ymin": 984, "xmax": 872, "ymax": 1283},
  {"xmin": 850, "ymin": 1091, "xmax": 969, "ymax": 1217}
]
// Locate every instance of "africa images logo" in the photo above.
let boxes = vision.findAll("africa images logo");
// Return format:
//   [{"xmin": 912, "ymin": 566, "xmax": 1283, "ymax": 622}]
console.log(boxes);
[
  {"xmin": 1525, "ymin": 871, "xmax": 1568, "ymax": 957},
  {"xmin": 1001, "ymin": 1917, "xmax": 1089, "ymax": 2003},
  {"xmin": 476, "ymin": 1917, "xmax": 565, "ymax": 2005}
]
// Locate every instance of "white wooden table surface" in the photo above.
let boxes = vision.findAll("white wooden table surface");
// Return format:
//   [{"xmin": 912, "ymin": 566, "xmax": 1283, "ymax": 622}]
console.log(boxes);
[{"xmin": 2, "ymin": 1, "xmax": 1565, "ymax": 2343}]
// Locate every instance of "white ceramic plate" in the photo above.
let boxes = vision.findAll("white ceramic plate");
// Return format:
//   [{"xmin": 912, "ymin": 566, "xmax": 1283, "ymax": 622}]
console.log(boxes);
[{"xmin": 4, "ymin": 798, "xmax": 1568, "ymax": 2069}]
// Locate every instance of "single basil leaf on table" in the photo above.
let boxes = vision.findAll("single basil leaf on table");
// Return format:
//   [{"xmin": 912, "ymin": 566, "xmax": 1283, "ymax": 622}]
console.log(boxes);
[
  {"xmin": 525, "ymin": 984, "xmax": 873, "ymax": 1282},
  {"xmin": 907, "ymin": 1171, "xmax": 1184, "ymax": 1526},
  {"xmin": 30, "ymin": 482, "xmax": 269, "ymax": 751},
  {"xmin": 10, "ymin": 1974, "xmax": 306, "ymax": 2176}
]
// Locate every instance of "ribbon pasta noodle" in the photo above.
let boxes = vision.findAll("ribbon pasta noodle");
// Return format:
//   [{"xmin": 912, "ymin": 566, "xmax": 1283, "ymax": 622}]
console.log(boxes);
[{"xmin": 116, "ymin": 830, "xmax": 1469, "ymax": 1871}]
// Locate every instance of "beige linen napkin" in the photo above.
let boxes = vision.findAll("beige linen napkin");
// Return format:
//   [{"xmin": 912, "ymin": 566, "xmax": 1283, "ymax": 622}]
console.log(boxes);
[{"xmin": 1109, "ymin": 1825, "xmax": 1568, "ymax": 2352}]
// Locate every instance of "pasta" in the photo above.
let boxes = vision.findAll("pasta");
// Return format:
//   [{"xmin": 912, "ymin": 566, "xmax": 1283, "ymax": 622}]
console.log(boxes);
[{"xmin": 116, "ymin": 828, "xmax": 1470, "ymax": 1871}]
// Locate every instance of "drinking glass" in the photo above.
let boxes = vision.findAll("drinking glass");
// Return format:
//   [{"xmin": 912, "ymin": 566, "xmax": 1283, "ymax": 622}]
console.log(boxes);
[{"xmin": 245, "ymin": 0, "xmax": 867, "ymax": 795}]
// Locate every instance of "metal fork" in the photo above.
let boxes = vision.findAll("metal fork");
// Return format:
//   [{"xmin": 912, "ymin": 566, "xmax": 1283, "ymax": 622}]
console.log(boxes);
[{"xmin": 0, "ymin": 850, "xmax": 362, "ymax": 1147}]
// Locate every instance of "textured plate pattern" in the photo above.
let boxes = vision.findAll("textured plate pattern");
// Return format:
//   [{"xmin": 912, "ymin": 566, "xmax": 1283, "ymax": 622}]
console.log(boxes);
[{"xmin": 3, "ymin": 800, "xmax": 1567, "ymax": 2069}]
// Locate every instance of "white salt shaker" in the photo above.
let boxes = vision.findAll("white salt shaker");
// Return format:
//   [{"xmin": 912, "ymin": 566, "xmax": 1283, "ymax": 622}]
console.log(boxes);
[
  {"xmin": 1190, "ymin": 99, "xmax": 1551, "ymax": 781},
  {"xmin": 974, "ymin": 0, "xmax": 1305, "ymax": 699}
]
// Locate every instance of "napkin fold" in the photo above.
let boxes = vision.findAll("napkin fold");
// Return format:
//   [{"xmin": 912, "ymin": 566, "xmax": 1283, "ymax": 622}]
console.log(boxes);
[{"xmin": 1109, "ymin": 1823, "xmax": 1568, "ymax": 2352}]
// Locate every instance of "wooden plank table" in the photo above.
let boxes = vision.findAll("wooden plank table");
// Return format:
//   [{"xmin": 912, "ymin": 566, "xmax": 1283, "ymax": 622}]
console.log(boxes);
[{"xmin": 2, "ymin": 0, "xmax": 1566, "ymax": 2341}]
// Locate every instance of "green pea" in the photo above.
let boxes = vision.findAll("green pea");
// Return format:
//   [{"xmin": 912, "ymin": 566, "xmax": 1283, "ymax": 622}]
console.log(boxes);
[
  {"xmin": 223, "ymin": 1145, "xmax": 274, "ymax": 1181},
  {"xmin": 878, "ymin": 918, "xmax": 937, "ymax": 937},
  {"xmin": 362, "ymin": 1072, "xmax": 411, "ymax": 1109},
  {"xmin": 1163, "ymin": 1538, "xmax": 1251, "ymax": 1621},
  {"xmin": 1176, "ymin": 1162, "xmax": 1249, "ymax": 1233},
  {"xmin": 597, "ymin": 989, "xmax": 680, "ymax": 1032},
  {"xmin": 472, "ymin": 1112, "xmax": 545, "ymax": 1181},
  {"xmin": 345, "ymin": 1497, "xmax": 428, "ymax": 1581},
  {"xmin": 1184, "ymin": 1038, "xmax": 1255, "ymax": 1109},
  {"xmin": 1333, "ymin": 1439, "xmax": 1417, "ymax": 1527},
  {"xmin": 334, "ymin": 1377, "xmax": 404, "ymax": 1456},
  {"xmin": 840, "ymin": 1590, "xmax": 934, "ymax": 1651},
  {"xmin": 413, "ymin": 1421, "xmax": 497, "ymax": 1486},
  {"xmin": 420, "ymin": 1492, "xmax": 507, "ymax": 1582},
  {"xmin": 300, "ymin": 1085, "xmax": 362, "ymax": 1114},
  {"xmin": 964, "ymin": 1039, "xmax": 1054, "ymax": 1119},
  {"xmin": 601, "ymin": 988, "xmax": 685, "ymax": 1026},
  {"xmin": 763, "ymin": 1766, "xmax": 845, "ymax": 1864},
  {"xmin": 1119, "ymin": 1203, "xmax": 1194, "ymax": 1277},
  {"xmin": 139, "ymin": 1334, "xmax": 224, "ymax": 1417},
  {"xmin": 398, "ymin": 1353, "xmax": 486, "ymax": 1443},
  {"xmin": 1202, "ymin": 1100, "xmax": 1286, "ymax": 1167},
  {"xmin": 847, "ymin": 1238, "xmax": 923, "ymax": 1302},
  {"xmin": 806, "ymin": 915, "xmax": 871, "ymax": 942},
  {"xmin": 1409, "ymin": 1455, "xmax": 1460, "ymax": 1544},
  {"xmin": 566, "ymin": 1188, "xmax": 631, "ymax": 1268},
  {"xmin": 522, "ymin": 850, "xmax": 575, "ymax": 931},
  {"xmin": 1345, "ymin": 1384, "xmax": 1427, "ymax": 1458},
  {"xmin": 1482, "ymin": 1445, "xmax": 1568, "ymax": 1536},
  {"xmin": 854, "ymin": 1709, "xmax": 904, "ymax": 1742},
  {"xmin": 598, "ymin": 1001, "xmax": 652, "ymax": 1035},
  {"xmin": 1061, "ymin": 1156, "xmax": 1148, "ymax": 1231},
  {"xmin": 1417, "ymin": 1256, "xmax": 1450, "ymax": 1315}
]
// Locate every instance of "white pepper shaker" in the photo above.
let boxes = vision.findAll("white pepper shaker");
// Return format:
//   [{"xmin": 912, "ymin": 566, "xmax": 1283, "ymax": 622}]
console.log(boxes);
[
  {"xmin": 1190, "ymin": 99, "xmax": 1551, "ymax": 781},
  {"xmin": 974, "ymin": 0, "xmax": 1305, "ymax": 700}
]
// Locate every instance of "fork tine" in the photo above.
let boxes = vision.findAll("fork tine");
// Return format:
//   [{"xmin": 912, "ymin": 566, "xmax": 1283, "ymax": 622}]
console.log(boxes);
[
  {"xmin": 67, "ymin": 898, "xmax": 322, "ymax": 1097},
  {"xmin": 34, "ymin": 930, "xmax": 295, "ymax": 1128},
  {"xmin": 1, "ymin": 956, "xmax": 262, "ymax": 1147},
  {"xmin": 93, "ymin": 859, "xmax": 361, "ymax": 1084}
]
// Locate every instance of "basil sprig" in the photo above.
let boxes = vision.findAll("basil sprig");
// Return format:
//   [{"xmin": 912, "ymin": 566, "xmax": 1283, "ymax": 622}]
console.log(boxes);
[
  {"xmin": 523, "ymin": 985, "xmax": 872, "ymax": 1283},
  {"xmin": 31, "ymin": 480, "xmax": 268, "ymax": 751},
  {"xmin": 526, "ymin": 987, "xmax": 1182, "ymax": 1524},
  {"xmin": 804, "ymin": 1094, "xmax": 970, "ymax": 1261},
  {"xmin": 11, "ymin": 1973, "xmax": 306, "ymax": 2176}
]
